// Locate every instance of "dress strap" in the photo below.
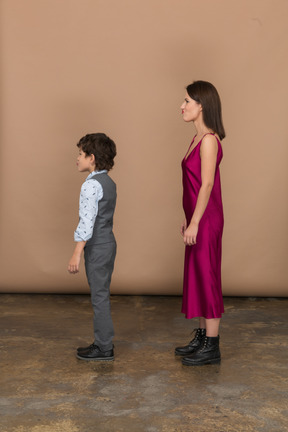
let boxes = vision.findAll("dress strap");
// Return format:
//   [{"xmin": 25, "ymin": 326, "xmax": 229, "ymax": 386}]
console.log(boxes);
[{"xmin": 202, "ymin": 132, "xmax": 215, "ymax": 139}]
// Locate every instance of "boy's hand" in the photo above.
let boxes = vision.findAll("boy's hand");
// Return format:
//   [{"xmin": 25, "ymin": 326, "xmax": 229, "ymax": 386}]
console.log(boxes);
[
  {"xmin": 68, "ymin": 254, "xmax": 81, "ymax": 274},
  {"xmin": 67, "ymin": 241, "xmax": 86, "ymax": 274}
]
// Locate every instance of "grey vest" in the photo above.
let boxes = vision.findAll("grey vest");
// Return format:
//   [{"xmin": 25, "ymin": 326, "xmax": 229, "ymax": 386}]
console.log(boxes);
[{"xmin": 86, "ymin": 173, "xmax": 117, "ymax": 246}]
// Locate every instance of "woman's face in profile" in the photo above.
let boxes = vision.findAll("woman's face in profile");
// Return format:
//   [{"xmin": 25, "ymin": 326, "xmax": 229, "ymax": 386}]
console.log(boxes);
[{"xmin": 181, "ymin": 92, "xmax": 202, "ymax": 123}]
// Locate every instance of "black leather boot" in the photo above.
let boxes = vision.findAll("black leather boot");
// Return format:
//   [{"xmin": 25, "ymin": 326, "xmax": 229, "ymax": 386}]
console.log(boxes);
[
  {"xmin": 182, "ymin": 336, "xmax": 221, "ymax": 366},
  {"xmin": 175, "ymin": 328, "xmax": 206, "ymax": 356}
]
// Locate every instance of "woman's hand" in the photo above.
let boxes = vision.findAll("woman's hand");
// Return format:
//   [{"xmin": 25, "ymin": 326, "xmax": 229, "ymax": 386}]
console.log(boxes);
[
  {"xmin": 180, "ymin": 219, "xmax": 187, "ymax": 237},
  {"xmin": 183, "ymin": 221, "xmax": 198, "ymax": 246}
]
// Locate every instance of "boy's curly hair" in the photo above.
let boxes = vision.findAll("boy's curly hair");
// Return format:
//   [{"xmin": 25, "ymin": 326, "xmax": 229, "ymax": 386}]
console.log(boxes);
[{"xmin": 77, "ymin": 133, "xmax": 116, "ymax": 171}]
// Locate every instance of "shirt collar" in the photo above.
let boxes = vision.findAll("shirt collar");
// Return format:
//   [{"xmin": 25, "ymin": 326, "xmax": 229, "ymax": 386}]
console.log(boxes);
[{"xmin": 86, "ymin": 170, "xmax": 107, "ymax": 180}]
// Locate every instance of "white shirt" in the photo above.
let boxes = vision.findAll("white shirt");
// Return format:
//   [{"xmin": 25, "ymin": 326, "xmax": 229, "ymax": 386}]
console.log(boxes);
[{"xmin": 74, "ymin": 170, "xmax": 107, "ymax": 242}]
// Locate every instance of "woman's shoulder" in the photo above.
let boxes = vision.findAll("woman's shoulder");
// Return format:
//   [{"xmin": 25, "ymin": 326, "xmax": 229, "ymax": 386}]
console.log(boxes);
[
  {"xmin": 201, "ymin": 133, "xmax": 220, "ymax": 148},
  {"xmin": 199, "ymin": 133, "xmax": 222, "ymax": 159},
  {"xmin": 202, "ymin": 132, "xmax": 220, "ymax": 142}
]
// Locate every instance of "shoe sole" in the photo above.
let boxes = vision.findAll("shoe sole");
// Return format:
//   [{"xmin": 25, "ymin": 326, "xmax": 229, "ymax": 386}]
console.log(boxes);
[
  {"xmin": 76, "ymin": 354, "xmax": 114, "ymax": 361},
  {"xmin": 182, "ymin": 357, "xmax": 221, "ymax": 366}
]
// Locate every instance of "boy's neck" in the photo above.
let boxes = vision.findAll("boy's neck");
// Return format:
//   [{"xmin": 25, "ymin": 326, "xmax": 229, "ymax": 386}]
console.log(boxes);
[{"xmin": 88, "ymin": 166, "xmax": 97, "ymax": 173}]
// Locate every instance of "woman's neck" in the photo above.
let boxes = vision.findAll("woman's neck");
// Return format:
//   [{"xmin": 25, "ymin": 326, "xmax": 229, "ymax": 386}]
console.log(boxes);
[{"xmin": 194, "ymin": 119, "xmax": 213, "ymax": 137}]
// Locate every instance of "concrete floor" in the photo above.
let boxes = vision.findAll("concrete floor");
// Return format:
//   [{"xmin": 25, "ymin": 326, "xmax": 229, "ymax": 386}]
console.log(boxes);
[{"xmin": 0, "ymin": 295, "xmax": 287, "ymax": 432}]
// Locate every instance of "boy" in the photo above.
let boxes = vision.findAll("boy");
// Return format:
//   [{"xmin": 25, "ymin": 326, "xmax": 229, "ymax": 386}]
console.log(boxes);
[{"xmin": 68, "ymin": 133, "xmax": 117, "ymax": 361}]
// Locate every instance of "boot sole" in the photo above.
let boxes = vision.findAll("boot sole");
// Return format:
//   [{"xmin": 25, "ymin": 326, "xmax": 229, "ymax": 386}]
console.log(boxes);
[{"xmin": 182, "ymin": 357, "xmax": 221, "ymax": 366}]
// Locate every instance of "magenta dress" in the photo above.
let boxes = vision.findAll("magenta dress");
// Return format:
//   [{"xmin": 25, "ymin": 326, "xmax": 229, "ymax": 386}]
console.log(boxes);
[{"xmin": 181, "ymin": 133, "xmax": 224, "ymax": 319}]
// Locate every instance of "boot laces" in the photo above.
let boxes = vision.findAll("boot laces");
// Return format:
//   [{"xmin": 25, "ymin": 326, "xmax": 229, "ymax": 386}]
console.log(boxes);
[
  {"xmin": 189, "ymin": 328, "xmax": 201, "ymax": 343},
  {"xmin": 198, "ymin": 336, "xmax": 208, "ymax": 352}
]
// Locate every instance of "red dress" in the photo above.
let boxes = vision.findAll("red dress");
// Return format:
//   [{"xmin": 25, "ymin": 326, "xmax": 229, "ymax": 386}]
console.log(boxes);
[{"xmin": 181, "ymin": 133, "xmax": 224, "ymax": 319}]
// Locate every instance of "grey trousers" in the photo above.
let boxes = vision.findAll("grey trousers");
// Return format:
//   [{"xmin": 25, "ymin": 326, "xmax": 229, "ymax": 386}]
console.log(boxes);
[{"xmin": 84, "ymin": 241, "xmax": 116, "ymax": 351}]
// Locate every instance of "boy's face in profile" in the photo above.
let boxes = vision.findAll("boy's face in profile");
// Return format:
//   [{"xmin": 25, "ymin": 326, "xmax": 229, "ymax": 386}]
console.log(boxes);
[{"xmin": 76, "ymin": 148, "xmax": 95, "ymax": 173}]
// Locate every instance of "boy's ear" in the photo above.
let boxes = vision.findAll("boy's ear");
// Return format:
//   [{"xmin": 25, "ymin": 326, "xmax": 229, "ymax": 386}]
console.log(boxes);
[{"xmin": 90, "ymin": 154, "xmax": 96, "ymax": 166}]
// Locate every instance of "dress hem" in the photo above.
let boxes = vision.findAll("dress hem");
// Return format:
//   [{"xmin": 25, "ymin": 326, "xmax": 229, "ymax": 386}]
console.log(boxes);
[{"xmin": 181, "ymin": 311, "xmax": 224, "ymax": 320}]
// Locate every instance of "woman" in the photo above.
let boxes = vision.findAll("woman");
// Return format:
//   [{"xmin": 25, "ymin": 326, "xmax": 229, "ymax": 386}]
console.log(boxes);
[{"xmin": 175, "ymin": 81, "xmax": 225, "ymax": 366}]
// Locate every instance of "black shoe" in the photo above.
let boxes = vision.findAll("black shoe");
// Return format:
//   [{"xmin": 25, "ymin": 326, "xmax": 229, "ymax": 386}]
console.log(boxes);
[
  {"xmin": 182, "ymin": 336, "xmax": 221, "ymax": 366},
  {"xmin": 76, "ymin": 344, "xmax": 114, "ymax": 361},
  {"xmin": 77, "ymin": 343, "xmax": 95, "ymax": 353},
  {"xmin": 175, "ymin": 328, "xmax": 206, "ymax": 356}
]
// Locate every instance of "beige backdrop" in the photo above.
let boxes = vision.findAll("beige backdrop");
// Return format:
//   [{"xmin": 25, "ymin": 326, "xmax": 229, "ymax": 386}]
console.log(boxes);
[{"xmin": 1, "ymin": 0, "xmax": 287, "ymax": 296}]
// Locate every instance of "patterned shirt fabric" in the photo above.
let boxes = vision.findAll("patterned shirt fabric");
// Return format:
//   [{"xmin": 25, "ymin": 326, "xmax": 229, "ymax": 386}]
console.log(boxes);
[{"xmin": 74, "ymin": 170, "xmax": 107, "ymax": 242}]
